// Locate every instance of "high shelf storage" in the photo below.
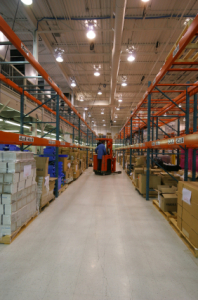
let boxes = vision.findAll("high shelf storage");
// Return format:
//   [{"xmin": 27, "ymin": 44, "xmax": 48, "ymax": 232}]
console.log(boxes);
[
  {"xmin": 0, "ymin": 16, "xmax": 97, "ymax": 197},
  {"xmin": 115, "ymin": 15, "xmax": 198, "ymax": 200}
]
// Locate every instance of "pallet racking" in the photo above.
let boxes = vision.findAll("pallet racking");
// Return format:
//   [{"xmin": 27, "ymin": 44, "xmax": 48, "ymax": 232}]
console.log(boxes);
[
  {"xmin": 0, "ymin": 16, "xmax": 96, "ymax": 197},
  {"xmin": 115, "ymin": 14, "xmax": 198, "ymax": 200}
]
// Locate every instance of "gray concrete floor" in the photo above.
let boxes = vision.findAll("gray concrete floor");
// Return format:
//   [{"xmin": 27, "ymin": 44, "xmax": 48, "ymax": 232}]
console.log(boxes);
[{"xmin": 0, "ymin": 164, "xmax": 198, "ymax": 300}]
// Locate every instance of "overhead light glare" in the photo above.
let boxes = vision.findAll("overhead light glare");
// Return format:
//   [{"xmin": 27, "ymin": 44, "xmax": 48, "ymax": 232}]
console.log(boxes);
[
  {"xmin": 87, "ymin": 30, "xmax": 96, "ymax": 40},
  {"xmin": 179, "ymin": 104, "xmax": 182, "ymax": 107},
  {"xmin": 116, "ymin": 107, "xmax": 120, "ymax": 111},
  {"xmin": 101, "ymin": 111, "xmax": 104, "ymax": 114},
  {"xmin": 98, "ymin": 88, "xmax": 102, "ymax": 95},
  {"xmin": 115, "ymin": 115, "xmax": 118, "ymax": 118},
  {"xmin": 118, "ymin": 98, "xmax": 122, "ymax": 102},
  {"xmin": 0, "ymin": 118, "xmax": 3, "ymax": 121},
  {"xmin": 114, "ymin": 121, "xmax": 116, "ymax": 123},
  {"xmin": 103, "ymin": 124, "xmax": 106, "ymax": 126},
  {"xmin": 21, "ymin": 0, "xmax": 33, "ymax": 5},
  {"xmin": 141, "ymin": 0, "xmax": 150, "ymax": 2},
  {"xmin": 94, "ymin": 71, "xmax": 100, "ymax": 76},
  {"xmin": 84, "ymin": 107, "xmax": 88, "ymax": 110},
  {"xmin": 56, "ymin": 55, "xmax": 63, "ymax": 62},
  {"xmin": 71, "ymin": 80, "xmax": 76, "ymax": 87},
  {"xmin": 121, "ymin": 82, "xmax": 127, "ymax": 87},
  {"xmin": 127, "ymin": 53, "xmax": 135, "ymax": 62},
  {"xmin": 79, "ymin": 96, "xmax": 84, "ymax": 102}
]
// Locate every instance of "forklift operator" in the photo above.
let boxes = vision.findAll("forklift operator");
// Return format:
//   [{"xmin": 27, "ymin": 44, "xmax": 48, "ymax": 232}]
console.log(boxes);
[{"xmin": 95, "ymin": 140, "xmax": 107, "ymax": 172}]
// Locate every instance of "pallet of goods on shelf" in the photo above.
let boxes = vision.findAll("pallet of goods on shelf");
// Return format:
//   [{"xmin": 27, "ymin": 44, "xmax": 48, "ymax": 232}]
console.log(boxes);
[{"xmin": 0, "ymin": 151, "xmax": 38, "ymax": 243}]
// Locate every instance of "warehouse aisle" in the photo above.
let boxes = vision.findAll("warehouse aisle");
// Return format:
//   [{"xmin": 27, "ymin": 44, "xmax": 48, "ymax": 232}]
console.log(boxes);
[{"xmin": 0, "ymin": 164, "xmax": 198, "ymax": 300}]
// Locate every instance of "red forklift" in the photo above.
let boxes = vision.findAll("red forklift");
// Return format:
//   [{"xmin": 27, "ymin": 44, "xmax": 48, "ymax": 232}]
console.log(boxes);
[{"xmin": 93, "ymin": 138, "xmax": 121, "ymax": 175}]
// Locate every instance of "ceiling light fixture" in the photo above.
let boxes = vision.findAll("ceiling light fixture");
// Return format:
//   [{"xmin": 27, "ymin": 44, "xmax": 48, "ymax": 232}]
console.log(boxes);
[
  {"xmin": 179, "ymin": 104, "xmax": 182, "ymax": 107},
  {"xmin": 71, "ymin": 79, "xmax": 76, "ymax": 87},
  {"xmin": 141, "ymin": 0, "xmax": 150, "ymax": 2},
  {"xmin": 121, "ymin": 82, "xmax": 127, "ymax": 87},
  {"xmin": 79, "ymin": 96, "xmax": 84, "ymax": 102},
  {"xmin": 21, "ymin": 0, "xmax": 33, "ymax": 5},
  {"xmin": 103, "ymin": 124, "xmax": 106, "ymax": 126},
  {"xmin": 118, "ymin": 98, "xmax": 122, "ymax": 102},
  {"xmin": 98, "ymin": 87, "xmax": 102, "ymax": 95},
  {"xmin": 114, "ymin": 120, "xmax": 116, "ymax": 123},
  {"xmin": 101, "ymin": 111, "xmax": 104, "ymax": 115},
  {"xmin": 0, "ymin": 118, "xmax": 3, "ymax": 121},
  {"xmin": 85, "ymin": 20, "xmax": 97, "ymax": 40},
  {"xmin": 121, "ymin": 76, "xmax": 127, "ymax": 87},
  {"xmin": 116, "ymin": 107, "xmax": 120, "ymax": 111},
  {"xmin": 94, "ymin": 65, "xmax": 101, "ymax": 76},
  {"xmin": 84, "ymin": 107, "xmax": 88, "ymax": 110},
  {"xmin": 127, "ymin": 51, "xmax": 135, "ymax": 62},
  {"xmin": 115, "ymin": 115, "xmax": 118, "ymax": 118},
  {"xmin": 55, "ymin": 48, "xmax": 64, "ymax": 62},
  {"xmin": 5, "ymin": 120, "xmax": 30, "ymax": 129}
]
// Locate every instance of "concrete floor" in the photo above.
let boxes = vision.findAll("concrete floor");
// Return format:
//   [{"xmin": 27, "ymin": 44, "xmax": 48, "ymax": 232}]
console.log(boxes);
[{"xmin": 0, "ymin": 164, "xmax": 198, "ymax": 300}]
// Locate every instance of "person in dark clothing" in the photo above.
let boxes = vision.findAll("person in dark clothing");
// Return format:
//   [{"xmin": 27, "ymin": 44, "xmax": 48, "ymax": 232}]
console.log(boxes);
[
  {"xmin": 95, "ymin": 141, "xmax": 107, "ymax": 171},
  {"xmin": 97, "ymin": 141, "xmax": 101, "ymax": 147}
]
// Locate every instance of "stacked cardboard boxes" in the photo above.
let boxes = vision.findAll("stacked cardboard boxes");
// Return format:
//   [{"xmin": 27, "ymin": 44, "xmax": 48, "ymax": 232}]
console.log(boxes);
[
  {"xmin": 35, "ymin": 157, "xmax": 56, "ymax": 209},
  {"xmin": 177, "ymin": 181, "xmax": 198, "ymax": 248},
  {"xmin": 0, "ymin": 151, "xmax": 37, "ymax": 241}
]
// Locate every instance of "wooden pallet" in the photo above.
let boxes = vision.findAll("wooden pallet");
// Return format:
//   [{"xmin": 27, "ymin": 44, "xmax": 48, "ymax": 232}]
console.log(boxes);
[
  {"xmin": 136, "ymin": 188, "xmax": 157, "ymax": 199},
  {"xmin": 169, "ymin": 218, "xmax": 198, "ymax": 258},
  {"xmin": 40, "ymin": 196, "xmax": 55, "ymax": 212},
  {"xmin": 153, "ymin": 200, "xmax": 177, "ymax": 221},
  {"xmin": 0, "ymin": 212, "xmax": 38, "ymax": 244},
  {"xmin": 58, "ymin": 184, "xmax": 68, "ymax": 195}
]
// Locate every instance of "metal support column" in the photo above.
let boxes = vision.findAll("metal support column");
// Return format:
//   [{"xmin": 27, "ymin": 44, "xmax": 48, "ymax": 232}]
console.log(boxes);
[
  {"xmin": 192, "ymin": 94, "xmax": 197, "ymax": 181},
  {"xmin": 156, "ymin": 117, "xmax": 158, "ymax": 157},
  {"xmin": 141, "ymin": 129, "xmax": 143, "ymax": 155},
  {"xmin": 130, "ymin": 117, "xmax": 132, "ymax": 175},
  {"xmin": 78, "ymin": 117, "xmax": 80, "ymax": 145},
  {"xmin": 20, "ymin": 90, "xmax": 24, "ymax": 151},
  {"xmin": 151, "ymin": 117, "xmax": 154, "ymax": 167},
  {"xmin": 55, "ymin": 95, "xmax": 60, "ymax": 198},
  {"xmin": 184, "ymin": 85, "xmax": 190, "ymax": 181},
  {"xmin": 120, "ymin": 133, "xmax": 121, "ymax": 164},
  {"xmin": 177, "ymin": 118, "xmax": 180, "ymax": 167},
  {"xmin": 123, "ymin": 128, "xmax": 125, "ymax": 169},
  {"xmin": 138, "ymin": 128, "xmax": 140, "ymax": 155},
  {"xmin": 146, "ymin": 82, "xmax": 151, "ymax": 201},
  {"xmin": 72, "ymin": 127, "xmax": 74, "ymax": 144},
  {"xmin": 86, "ymin": 128, "xmax": 89, "ymax": 169}
]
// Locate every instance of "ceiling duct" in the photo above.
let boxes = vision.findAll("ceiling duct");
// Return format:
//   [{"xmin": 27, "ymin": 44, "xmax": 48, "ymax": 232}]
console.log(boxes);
[{"xmin": 109, "ymin": 0, "xmax": 127, "ymax": 117}]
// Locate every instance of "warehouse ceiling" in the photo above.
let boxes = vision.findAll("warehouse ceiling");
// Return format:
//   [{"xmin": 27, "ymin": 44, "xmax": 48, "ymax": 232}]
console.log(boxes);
[{"xmin": 0, "ymin": 0, "xmax": 198, "ymax": 135}]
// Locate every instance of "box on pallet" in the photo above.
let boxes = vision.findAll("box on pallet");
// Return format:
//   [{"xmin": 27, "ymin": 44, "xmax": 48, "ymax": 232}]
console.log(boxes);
[
  {"xmin": 36, "ymin": 175, "xmax": 56, "ymax": 209},
  {"xmin": 138, "ymin": 174, "xmax": 161, "ymax": 195},
  {"xmin": 177, "ymin": 181, "xmax": 198, "ymax": 247},
  {"xmin": 0, "ymin": 151, "xmax": 37, "ymax": 242}
]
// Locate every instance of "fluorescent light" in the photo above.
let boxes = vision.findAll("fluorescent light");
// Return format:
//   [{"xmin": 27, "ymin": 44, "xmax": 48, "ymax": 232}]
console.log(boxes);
[
  {"xmin": 103, "ymin": 124, "xmax": 106, "ymax": 126},
  {"xmin": 118, "ymin": 98, "xmax": 122, "ymax": 102},
  {"xmin": 21, "ymin": 0, "xmax": 33, "ymax": 5},
  {"xmin": 0, "ymin": 118, "xmax": 3, "ymax": 121},
  {"xmin": 4, "ymin": 120, "xmax": 30, "ymax": 128},
  {"xmin": 94, "ymin": 71, "xmax": 100, "ymax": 76},
  {"xmin": 102, "ymin": 119, "xmax": 105, "ymax": 122},
  {"xmin": 3, "ymin": 130, "xmax": 19, "ymax": 132},
  {"xmin": 51, "ymin": 133, "xmax": 56, "ymax": 136},
  {"xmin": 71, "ymin": 81, "xmax": 76, "ymax": 87},
  {"xmin": 87, "ymin": 30, "xmax": 96, "ymax": 40},
  {"xmin": 121, "ymin": 82, "xmax": 127, "ymax": 87},
  {"xmin": 98, "ymin": 88, "xmax": 102, "ymax": 95},
  {"xmin": 79, "ymin": 97, "xmax": 84, "ymax": 102},
  {"xmin": 116, "ymin": 107, "xmax": 120, "ymax": 111},
  {"xmin": 5, "ymin": 120, "xmax": 20, "ymax": 126},
  {"xmin": 84, "ymin": 107, "xmax": 88, "ymax": 110},
  {"xmin": 179, "ymin": 104, "xmax": 182, "ymax": 107},
  {"xmin": 141, "ymin": 0, "xmax": 150, "ymax": 2},
  {"xmin": 56, "ymin": 55, "xmax": 63, "ymax": 62},
  {"xmin": 101, "ymin": 111, "xmax": 104, "ymax": 114}
]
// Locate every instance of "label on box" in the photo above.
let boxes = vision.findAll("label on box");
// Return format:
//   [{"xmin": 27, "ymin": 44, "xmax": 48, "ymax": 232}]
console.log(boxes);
[
  {"xmin": 45, "ymin": 176, "xmax": 49, "ymax": 192},
  {"xmin": 182, "ymin": 188, "xmax": 191, "ymax": 205},
  {"xmin": 68, "ymin": 163, "xmax": 71, "ymax": 169},
  {"xmin": 24, "ymin": 165, "xmax": 32, "ymax": 178}
]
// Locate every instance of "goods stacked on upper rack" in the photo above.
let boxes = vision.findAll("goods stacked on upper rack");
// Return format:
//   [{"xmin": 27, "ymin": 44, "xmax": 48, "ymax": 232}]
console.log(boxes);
[
  {"xmin": 40, "ymin": 146, "xmax": 64, "ymax": 190},
  {"xmin": 0, "ymin": 151, "xmax": 38, "ymax": 243},
  {"xmin": 35, "ymin": 157, "xmax": 56, "ymax": 210}
]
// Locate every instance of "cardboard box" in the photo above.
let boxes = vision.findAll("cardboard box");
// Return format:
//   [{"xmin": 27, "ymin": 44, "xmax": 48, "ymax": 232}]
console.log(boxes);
[
  {"xmin": 73, "ymin": 170, "xmax": 80, "ymax": 179},
  {"xmin": 157, "ymin": 185, "xmax": 177, "ymax": 201},
  {"xmin": 3, "ymin": 173, "xmax": 19, "ymax": 184},
  {"xmin": 181, "ymin": 219, "xmax": 198, "ymax": 248},
  {"xmin": 178, "ymin": 181, "xmax": 198, "ymax": 206},
  {"xmin": 3, "ymin": 183, "xmax": 18, "ymax": 194},
  {"xmin": 35, "ymin": 157, "xmax": 49, "ymax": 176},
  {"xmin": 138, "ymin": 174, "xmax": 161, "ymax": 194},
  {"xmin": 49, "ymin": 178, "xmax": 56, "ymax": 192},
  {"xmin": 18, "ymin": 180, "xmax": 25, "ymax": 191},
  {"xmin": 182, "ymin": 208, "xmax": 198, "ymax": 234},
  {"xmin": 159, "ymin": 194, "xmax": 177, "ymax": 212},
  {"xmin": 135, "ymin": 156, "xmax": 146, "ymax": 167},
  {"xmin": 161, "ymin": 174, "xmax": 180, "ymax": 186},
  {"xmin": 134, "ymin": 168, "xmax": 144, "ymax": 179},
  {"xmin": 177, "ymin": 216, "xmax": 182, "ymax": 230}
]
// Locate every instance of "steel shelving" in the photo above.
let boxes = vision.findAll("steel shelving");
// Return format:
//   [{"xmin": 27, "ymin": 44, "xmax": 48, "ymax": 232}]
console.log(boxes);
[
  {"xmin": 115, "ymin": 15, "xmax": 198, "ymax": 200},
  {"xmin": 0, "ymin": 16, "xmax": 96, "ymax": 197}
]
